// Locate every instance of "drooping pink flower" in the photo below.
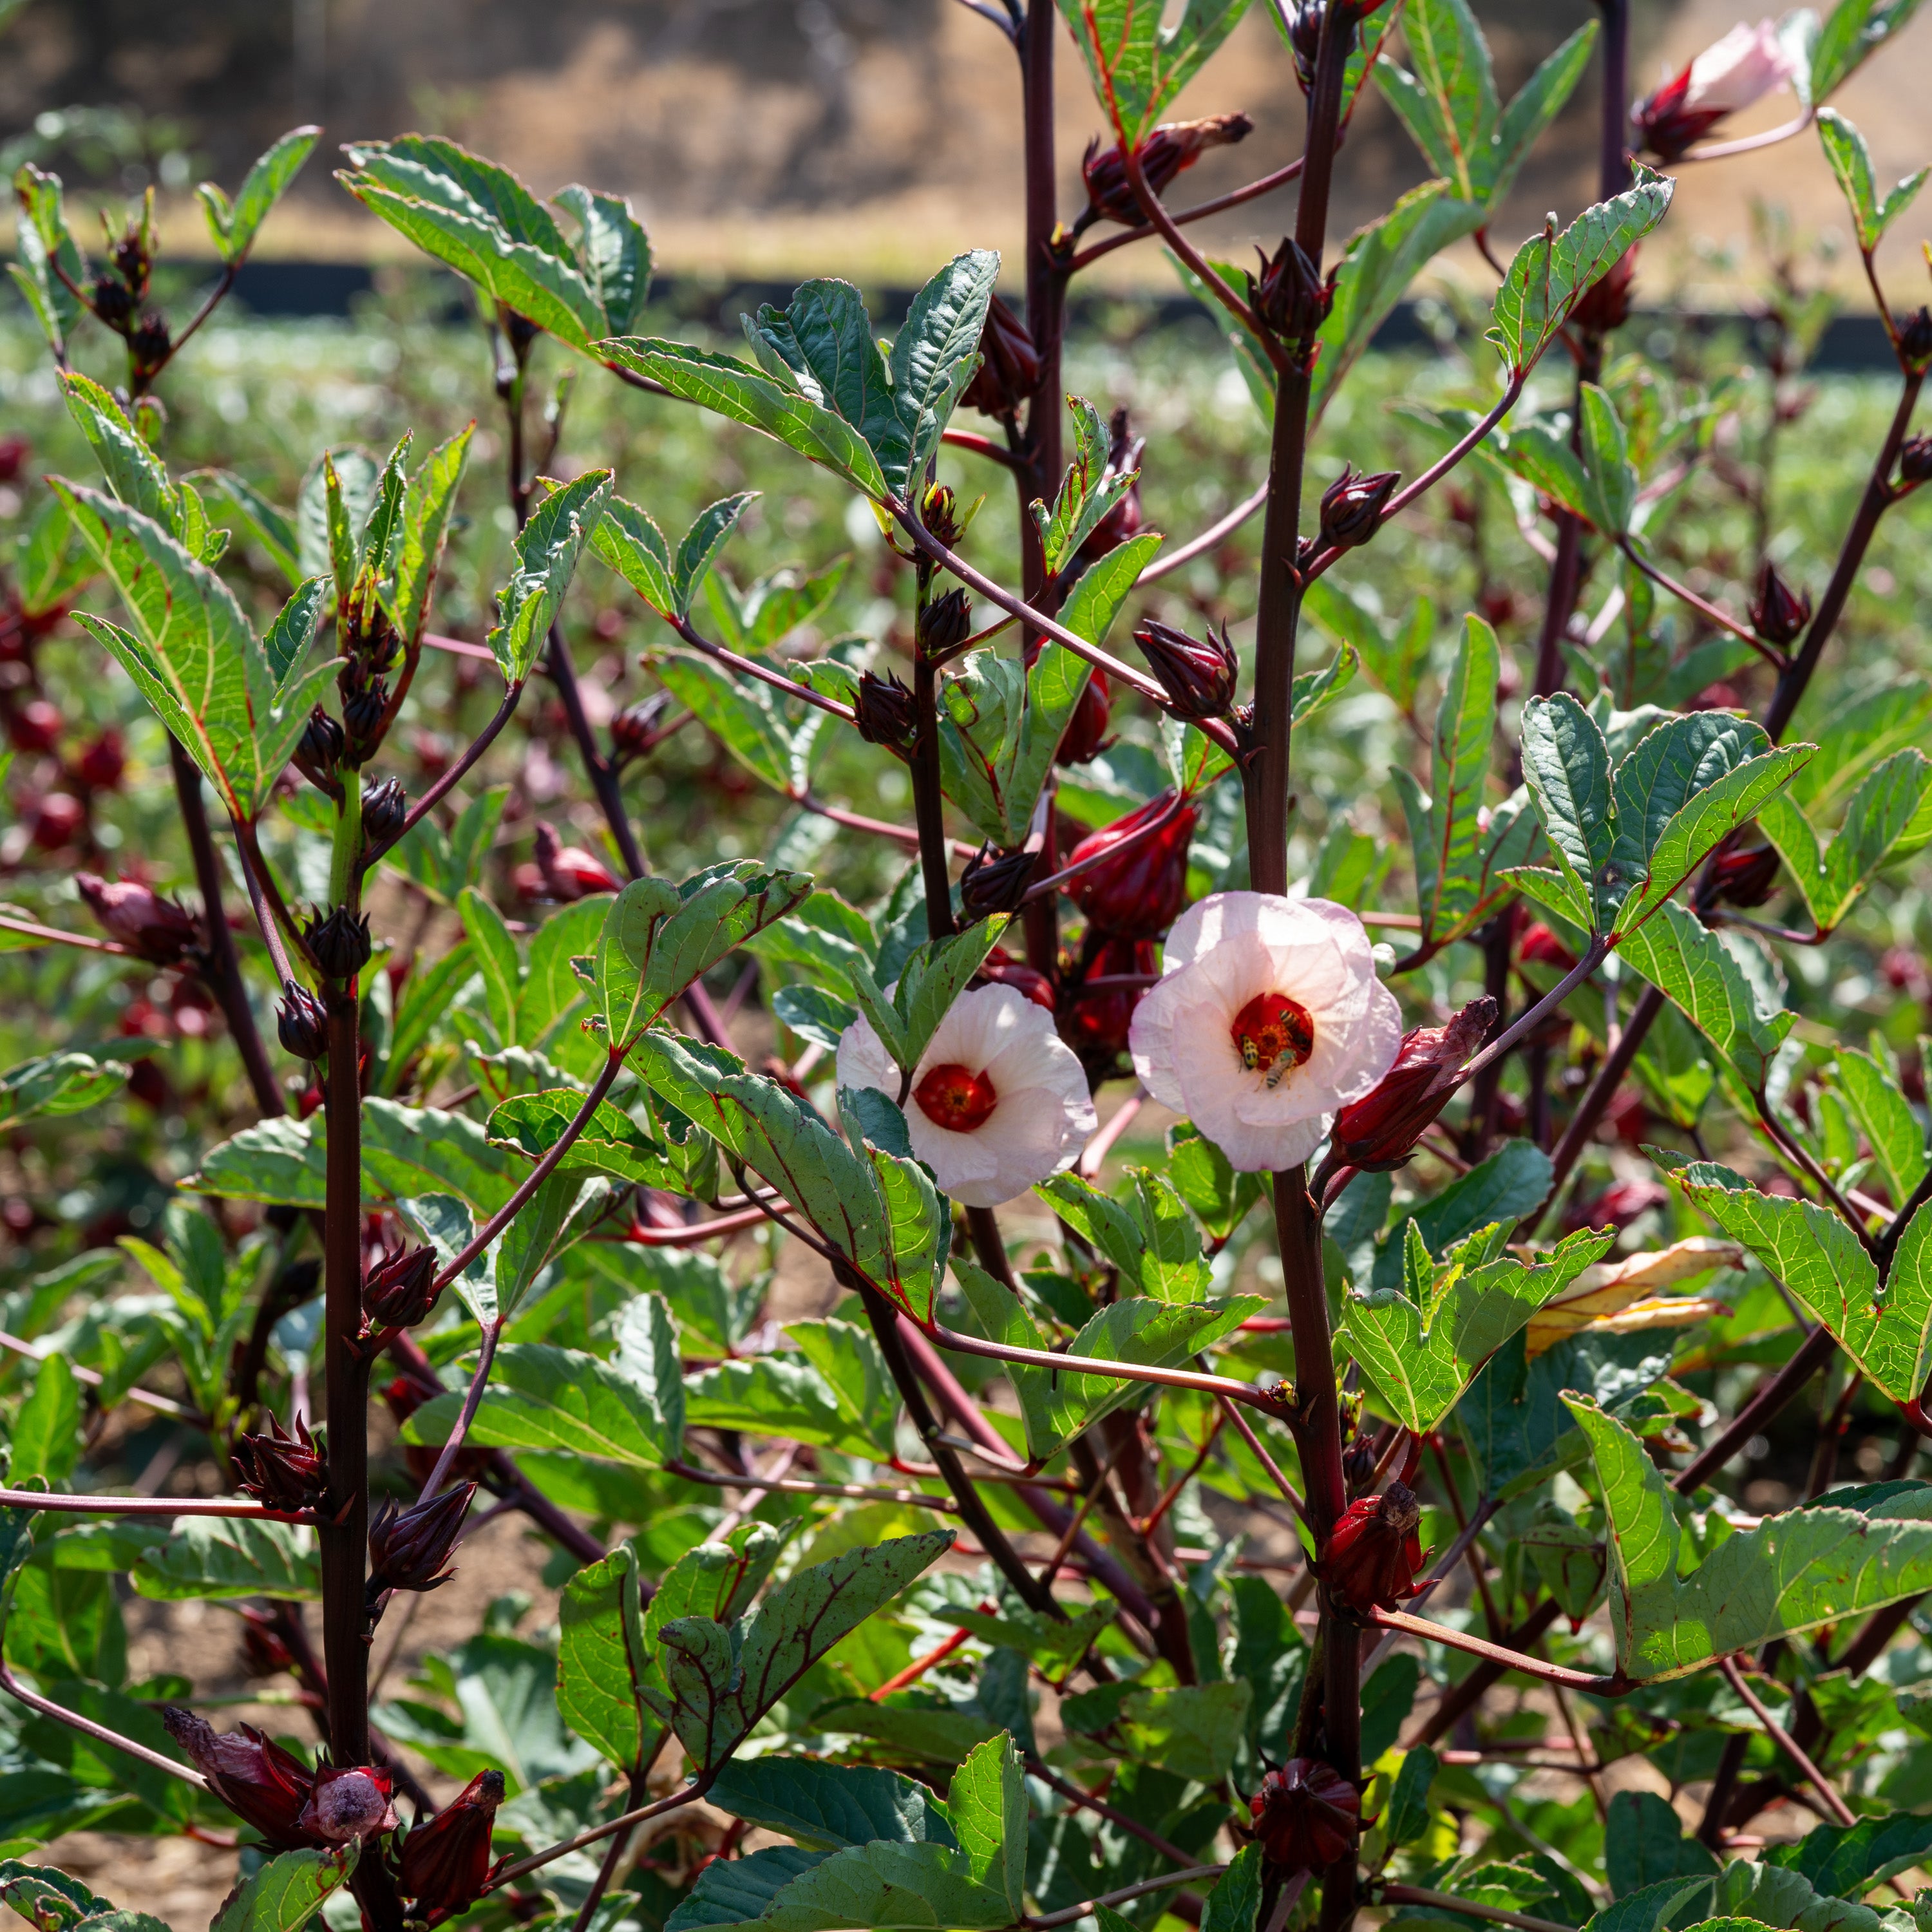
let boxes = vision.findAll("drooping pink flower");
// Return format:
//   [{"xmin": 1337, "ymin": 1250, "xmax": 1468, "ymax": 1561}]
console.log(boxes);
[
  {"xmin": 1633, "ymin": 20, "xmax": 1797, "ymax": 160},
  {"xmin": 1129, "ymin": 893, "xmax": 1401, "ymax": 1172},
  {"xmin": 838, "ymin": 983, "xmax": 1095, "ymax": 1207}
]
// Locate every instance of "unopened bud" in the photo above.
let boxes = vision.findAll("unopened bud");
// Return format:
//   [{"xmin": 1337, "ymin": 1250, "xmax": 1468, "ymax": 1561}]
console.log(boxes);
[
  {"xmin": 960, "ymin": 295, "xmax": 1041, "ymax": 421},
  {"xmin": 1066, "ymin": 792, "xmax": 1197, "ymax": 940},
  {"xmin": 1079, "ymin": 114, "xmax": 1253, "ymax": 229},
  {"xmin": 77, "ymin": 873, "xmax": 200, "ymax": 967},
  {"xmin": 299, "ymin": 1764, "xmax": 397, "ymax": 1845},
  {"xmin": 161, "ymin": 1707, "xmax": 320, "ymax": 1850},
  {"xmin": 1133, "ymin": 618, "xmax": 1238, "ymax": 719},
  {"xmin": 277, "ymin": 983, "xmax": 328, "ymax": 1060},
  {"xmin": 855, "ymin": 670, "xmax": 919, "ymax": 753},
  {"xmin": 960, "ymin": 844, "xmax": 1036, "ymax": 920},
  {"xmin": 1056, "ymin": 672, "xmax": 1112, "ymax": 766},
  {"xmin": 1321, "ymin": 1479, "xmax": 1424, "ymax": 1620},
  {"xmin": 1062, "ymin": 934, "xmax": 1155, "ymax": 1067},
  {"xmin": 399, "ymin": 1769, "xmax": 506, "ymax": 1926},
  {"xmin": 237, "ymin": 1605, "xmax": 297, "ymax": 1679},
  {"xmin": 1899, "ymin": 307, "xmax": 1932, "ymax": 372},
  {"xmin": 364, "ymin": 1243, "xmax": 439, "ymax": 1330},
  {"xmin": 367, "ymin": 1482, "xmax": 475, "ymax": 1618},
  {"xmin": 1250, "ymin": 236, "xmax": 1332, "ymax": 339},
  {"xmin": 305, "ymin": 905, "xmax": 372, "ymax": 981},
  {"xmin": 1317, "ymin": 466, "xmax": 1400, "ymax": 553},
  {"xmin": 533, "ymin": 822, "xmax": 620, "ymax": 901},
  {"xmin": 1897, "ymin": 433, "xmax": 1932, "ymax": 488},
  {"xmin": 75, "ymin": 728, "xmax": 126, "ymax": 791},
  {"xmin": 918, "ymin": 587, "xmax": 972, "ymax": 661},
  {"xmin": 920, "ymin": 482, "xmax": 965, "ymax": 549},
  {"xmin": 296, "ymin": 706, "xmax": 345, "ymax": 786},
  {"xmin": 340, "ymin": 675, "xmax": 389, "ymax": 757},
  {"xmin": 1249, "ymin": 1758, "xmax": 1360, "ymax": 1872},
  {"xmin": 233, "ymin": 1414, "xmax": 329, "ymax": 1514},
  {"xmin": 611, "ymin": 693, "xmax": 671, "ymax": 762},
  {"xmin": 1710, "ymin": 843, "xmax": 1782, "ymax": 909},
  {"xmin": 1571, "ymin": 247, "xmax": 1639, "ymax": 335},
  {"xmin": 1748, "ymin": 562, "xmax": 1811, "ymax": 646},
  {"xmin": 1327, "ymin": 997, "xmax": 1495, "ymax": 1173},
  {"xmin": 91, "ymin": 277, "xmax": 136, "ymax": 327},
  {"xmin": 130, "ymin": 313, "xmax": 171, "ymax": 381},
  {"xmin": 361, "ymin": 776, "xmax": 406, "ymax": 849}
]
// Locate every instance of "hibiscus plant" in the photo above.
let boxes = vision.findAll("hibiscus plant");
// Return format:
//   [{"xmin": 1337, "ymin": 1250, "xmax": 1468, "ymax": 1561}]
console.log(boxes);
[{"xmin": 5, "ymin": 1, "xmax": 1932, "ymax": 1930}]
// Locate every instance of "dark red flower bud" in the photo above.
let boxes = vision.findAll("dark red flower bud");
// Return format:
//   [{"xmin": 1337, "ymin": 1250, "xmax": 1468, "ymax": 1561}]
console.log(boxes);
[
  {"xmin": 399, "ymin": 1769, "xmax": 506, "ymax": 1926},
  {"xmin": 1248, "ymin": 1757, "xmax": 1361, "ymax": 1871},
  {"xmin": 365, "ymin": 1243, "xmax": 438, "ymax": 1330},
  {"xmin": 77, "ymin": 874, "xmax": 199, "ymax": 965},
  {"xmin": 1133, "ymin": 618, "xmax": 1239, "ymax": 720},
  {"xmin": 1897, "ymin": 433, "xmax": 1932, "ymax": 487},
  {"xmin": 1341, "ymin": 1433, "xmax": 1378, "ymax": 1493},
  {"xmin": 1632, "ymin": 70, "xmax": 1730, "ymax": 162},
  {"xmin": 1321, "ymin": 1479, "xmax": 1424, "ymax": 1619},
  {"xmin": 90, "ymin": 277, "xmax": 137, "ymax": 327},
  {"xmin": 298, "ymin": 1763, "xmax": 396, "ymax": 1845},
  {"xmin": 918, "ymin": 587, "xmax": 973, "ymax": 661},
  {"xmin": 8, "ymin": 698, "xmax": 62, "ymax": 754},
  {"xmin": 533, "ymin": 822, "xmax": 620, "ymax": 902},
  {"xmin": 855, "ymin": 670, "xmax": 919, "ymax": 753},
  {"xmin": 367, "ymin": 1482, "xmax": 475, "ymax": 1617},
  {"xmin": 920, "ymin": 482, "xmax": 965, "ymax": 549},
  {"xmin": 238, "ymin": 1605, "xmax": 298, "ymax": 1679},
  {"xmin": 0, "ymin": 437, "xmax": 30, "ymax": 485},
  {"xmin": 297, "ymin": 706, "xmax": 345, "ymax": 784},
  {"xmin": 161, "ymin": 1707, "xmax": 320, "ymax": 1850},
  {"xmin": 1570, "ymin": 246, "xmax": 1639, "ymax": 335},
  {"xmin": 960, "ymin": 294, "xmax": 1041, "ymax": 421},
  {"xmin": 1900, "ymin": 308, "xmax": 1932, "ymax": 373},
  {"xmin": 611, "ymin": 693, "xmax": 672, "ymax": 762},
  {"xmin": 73, "ymin": 728, "xmax": 126, "ymax": 791},
  {"xmin": 1749, "ymin": 563, "xmax": 1811, "ymax": 647},
  {"xmin": 1250, "ymin": 236, "xmax": 1332, "ymax": 339},
  {"xmin": 1571, "ymin": 1177, "xmax": 1669, "ymax": 1233},
  {"xmin": 960, "ymin": 844, "xmax": 1036, "ymax": 920},
  {"xmin": 305, "ymin": 905, "xmax": 372, "ymax": 981},
  {"xmin": 1519, "ymin": 922, "xmax": 1578, "ymax": 973},
  {"xmin": 1066, "ymin": 792, "xmax": 1197, "ymax": 940},
  {"xmin": 1328, "ymin": 997, "xmax": 1496, "ymax": 1173},
  {"xmin": 1317, "ymin": 466, "xmax": 1401, "ymax": 553},
  {"xmin": 978, "ymin": 945, "xmax": 1056, "ymax": 1012},
  {"xmin": 129, "ymin": 312, "xmax": 171, "ymax": 381},
  {"xmin": 1281, "ymin": 1, "xmax": 1326, "ymax": 90},
  {"xmin": 1056, "ymin": 672, "xmax": 1112, "ymax": 766},
  {"xmin": 277, "ymin": 983, "xmax": 328, "ymax": 1061},
  {"xmin": 1079, "ymin": 115, "xmax": 1253, "ymax": 229},
  {"xmin": 233, "ymin": 1414, "xmax": 328, "ymax": 1514},
  {"xmin": 1710, "ymin": 842, "xmax": 1781, "ymax": 908},
  {"xmin": 362, "ymin": 777, "xmax": 406, "ymax": 848},
  {"xmin": 109, "ymin": 223, "xmax": 151, "ymax": 299},
  {"xmin": 1061, "ymin": 935, "xmax": 1156, "ymax": 1066},
  {"xmin": 27, "ymin": 793, "xmax": 85, "ymax": 852}
]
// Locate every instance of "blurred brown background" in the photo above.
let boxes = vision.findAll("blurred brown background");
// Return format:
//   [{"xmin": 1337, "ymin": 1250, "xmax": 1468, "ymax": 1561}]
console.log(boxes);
[{"xmin": 1, "ymin": 0, "xmax": 1927, "ymax": 294}]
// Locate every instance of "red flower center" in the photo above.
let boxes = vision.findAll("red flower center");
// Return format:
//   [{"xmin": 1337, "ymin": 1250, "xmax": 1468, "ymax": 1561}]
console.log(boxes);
[
  {"xmin": 1231, "ymin": 992, "xmax": 1314, "ymax": 1082},
  {"xmin": 913, "ymin": 1063, "xmax": 999, "ymax": 1132}
]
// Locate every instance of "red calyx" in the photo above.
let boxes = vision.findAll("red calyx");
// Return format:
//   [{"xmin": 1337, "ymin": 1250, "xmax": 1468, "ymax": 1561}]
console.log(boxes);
[
  {"xmin": 1248, "ymin": 1757, "xmax": 1361, "ymax": 1872},
  {"xmin": 77, "ymin": 873, "xmax": 201, "ymax": 967},
  {"xmin": 1056, "ymin": 672, "xmax": 1113, "ymax": 766},
  {"xmin": 979, "ymin": 947, "xmax": 1056, "ymax": 1012},
  {"xmin": 1077, "ymin": 114, "xmax": 1253, "ymax": 231},
  {"xmin": 399, "ymin": 1769, "xmax": 506, "ymax": 1926},
  {"xmin": 1065, "ymin": 791, "xmax": 1196, "ymax": 940},
  {"xmin": 237, "ymin": 1606, "xmax": 298, "ymax": 1679},
  {"xmin": 1320, "ymin": 1479, "xmax": 1424, "ymax": 1621},
  {"xmin": 1061, "ymin": 934, "xmax": 1156, "ymax": 1069},
  {"xmin": 1519, "ymin": 922, "xmax": 1578, "ymax": 974},
  {"xmin": 533, "ymin": 822, "xmax": 620, "ymax": 900},
  {"xmin": 161, "ymin": 1707, "xmax": 323, "ymax": 1850},
  {"xmin": 299, "ymin": 1763, "xmax": 397, "ymax": 1844},
  {"xmin": 232, "ymin": 1414, "xmax": 328, "ymax": 1514},
  {"xmin": 1631, "ymin": 68, "xmax": 1729, "ymax": 162},
  {"xmin": 73, "ymin": 729, "xmax": 126, "ymax": 791},
  {"xmin": 1709, "ymin": 843, "xmax": 1782, "ymax": 908},
  {"xmin": 366, "ymin": 1482, "xmax": 476, "ymax": 1622},
  {"xmin": 1327, "ymin": 996, "xmax": 1496, "ymax": 1173}
]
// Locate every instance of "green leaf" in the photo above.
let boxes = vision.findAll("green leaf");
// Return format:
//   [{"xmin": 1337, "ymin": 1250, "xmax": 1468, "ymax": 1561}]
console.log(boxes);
[
  {"xmin": 0, "ymin": 1859, "xmax": 114, "ymax": 1932},
  {"xmin": 889, "ymin": 251, "xmax": 1001, "ymax": 497},
  {"xmin": 53, "ymin": 480, "xmax": 336, "ymax": 822},
  {"xmin": 1385, "ymin": 1747, "xmax": 1441, "ymax": 1847},
  {"xmin": 1580, "ymin": 384, "xmax": 1635, "ymax": 536},
  {"xmin": 1112, "ymin": 1682, "xmax": 1251, "ymax": 1780},
  {"xmin": 708, "ymin": 1757, "xmax": 959, "ymax": 1851},
  {"xmin": 675, "ymin": 494, "xmax": 758, "ymax": 618},
  {"xmin": 1343, "ymin": 1224, "xmax": 1615, "ymax": 1433},
  {"xmin": 1488, "ymin": 167, "xmax": 1676, "ymax": 375},
  {"xmin": 1055, "ymin": 0, "xmax": 1253, "ymax": 143},
  {"xmin": 1483, "ymin": 21, "xmax": 1598, "ymax": 205},
  {"xmin": 1034, "ymin": 397, "xmax": 1136, "ymax": 575},
  {"xmin": 601, "ymin": 339, "xmax": 888, "ymax": 499},
  {"xmin": 131, "ymin": 1518, "xmax": 321, "ymax": 1602},
  {"xmin": 460, "ymin": 886, "xmax": 522, "ymax": 1046},
  {"xmin": 1763, "ymin": 1812, "xmax": 1932, "ymax": 1899},
  {"xmin": 1838, "ymin": 1048, "xmax": 1927, "ymax": 1207},
  {"xmin": 10, "ymin": 1356, "xmax": 79, "ymax": 1489},
  {"xmin": 1566, "ymin": 1394, "xmax": 1932, "ymax": 1679},
  {"xmin": 488, "ymin": 468, "xmax": 614, "ymax": 684},
  {"xmin": 558, "ymin": 1542, "xmax": 650, "ymax": 1770},
  {"xmin": 651, "ymin": 646, "xmax": 824, "ymax": 795},
  {"xmin": 597, "ymin": 864, "xmax": 814, "ymax": 1053},
  {"xmin": 632, "ymin": 1032, "xmax": 947, "ymax": 1321},
  {"xmin": 10, "ymin": 163, "xmax": 85, "ymax": 359},
  {"xmin": 488, "ymin": 1090, "xmax": 681, "ymax": 1188},
  {"xmin": 1204, "ymin": 1847, "xmax": 1264, "ymax": 1932},
  {"xmin": 0, "ymin": 1053, "xmax": 127, "ymax": 1128},
  {"xmin": 388, "ymin": 422, "xmax": 473, "ymax": 645},
  {"xmin": 209, "ymin": 1847, "xmax": 359, "ymax": 1932},
  {"xmin": 1757, "ymin": 748, "xmax": 1932, "ymax": 933},
  {"xmin": 592, "ymin": 492, "xmax": 677, "ymax": 616},
  {"xmin": 554, "ymin": 182, "xmax": 652, "ymax": 335},
  {"xmin": 642, "ymin": 1530, "xmax": 954, "ymax": 1772},
  {"xmin": 1374, "ymin": 0, "xmax": 1499, "ymax": 202},
  {"xmin": 936, "ymin": 1602, "xmax": 1116, "ymax": 1668},
  {"xmin": 851, "ymin": 919, "xmax": 1009, "ymax": 1074},
  {"xmin": 59, "ymin": 372, "xmax": 180, "ymax": 535},
  {"xmin": 1392, "ymin": 614, "xmax": 1502, "ymax": 954},
  {"xmin": 198, "ymin": 126, "xmax": 320, "ymax": 263},
  {"xmin": 1810, "ymin": 0, "xmax": 1927, "ymax": 101},
  {"xmin": 1519, "ymin": 693, "xmax": 1614, "ymax": 923},
  {"xmin": 1605, "ymin": 1790, "xmax": 1719, "ymax": 1898},
  {"xmin": 1036, "ymin": 1169, "xmax": 1213, "ymax": 1302},
  {"xmin": 686, "ymin": 1331, "xmax": 899, "ymax": 1462},
  {"xmin": 1677, "ymin": 1162, "xmax": 1927, "ymax": 1404}
]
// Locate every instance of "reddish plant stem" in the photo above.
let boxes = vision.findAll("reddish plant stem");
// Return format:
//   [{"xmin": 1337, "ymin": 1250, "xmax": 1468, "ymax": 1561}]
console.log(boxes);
[
  {"xmin": 1410, "ymin": 1597, "xmax": 1564, "ymax": 1745},
  {"xmin": 362, "ymin": 679, "xmax": 526, "ymax": 873},
  {"xmin": 1070, "ymin": 158, "xmax": 1306, "ymax": 270},
  {"xmin": 1672, "ymin": 1323, "xmax": 1836, "ymax": 1493}
]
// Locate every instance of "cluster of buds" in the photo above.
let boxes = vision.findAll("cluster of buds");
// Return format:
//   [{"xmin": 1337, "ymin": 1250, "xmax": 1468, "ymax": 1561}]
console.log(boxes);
[
  {"xmin": 1133, "ymin": 619, "xmax": 1239, "ymax": 721},
  {"xmin": 610, "ymin": 692, "xmax": 672, "ymax": 764},
  {"xmin": 1248, "ymin": 1758, "xmax": 1360, "ymax": 1871},
  {"xmin": 918, "ymin": 587, "xmax": 973, "ymax": 663},
  {"xmin": 960, "ymin": 843, "xmax": 1036, "ymax": 920},
  {"xmin": 1319, "ymin": 1479, "xmax": 1425, "ymax": 1620},
  {"xmin": 855, "ymin": 670, "xmax": 919, "ymax": 755},
  {"xmin": 1749, "ymin": 562, "xmax": 1811, "ymax": 647},
  {"xmin": 1065, "ymin": 791, "xmax": 1197, "ymax": 940},
  {"xmin": 77, "ymin": 873, "xmax": 200, "ymax": 967},
  {"xmin": 920, "ymin": 482, "xmax": 967, "ymax": 549},
  {"xmin": 1250, "ymin": 236, "xmax": 1334, "ymax": 343},
  {"xmin": 161, "ymin": 1707, "xmax": 395, "ymax": 1850},
  {"xmin": 960, "ymin": 295, "xmax": 1042, "ymax": 421},
  {"xmin": 399, "ymin": 1770, "xmax": 506, "ymax": 1926},
  {"xmin": 1077, "ymin": 115, "xmax": 1253, "ymax": 231},
  {"xmin": 1317, "ymin": 466, "xmax": 1401, "ymax": 554},
  {"xmin": 364, "ymin": 1242, "xmax": 439, "ymax": 1331},
  {"xmin": 1633, "ymin": 19, "xmax": 1797, "ymax": 161},
  {"xmin": 337, "ymin": 577, "xmax": 403, "ymax": 764},
  {"xmin": 305, "ymin": 905, "xmax": 372, "ymax": 983},
  {"xmin": 232, "ymin": 1415, "xmax": 328, "ymax": 1515},
  {"xmin": 1323, "ymin": 996, "xmax": 1496, "ymax": 1175},
  {"xmin": 366, "ymin": 1481, "xmax": 476, "ymax": 1623}
]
